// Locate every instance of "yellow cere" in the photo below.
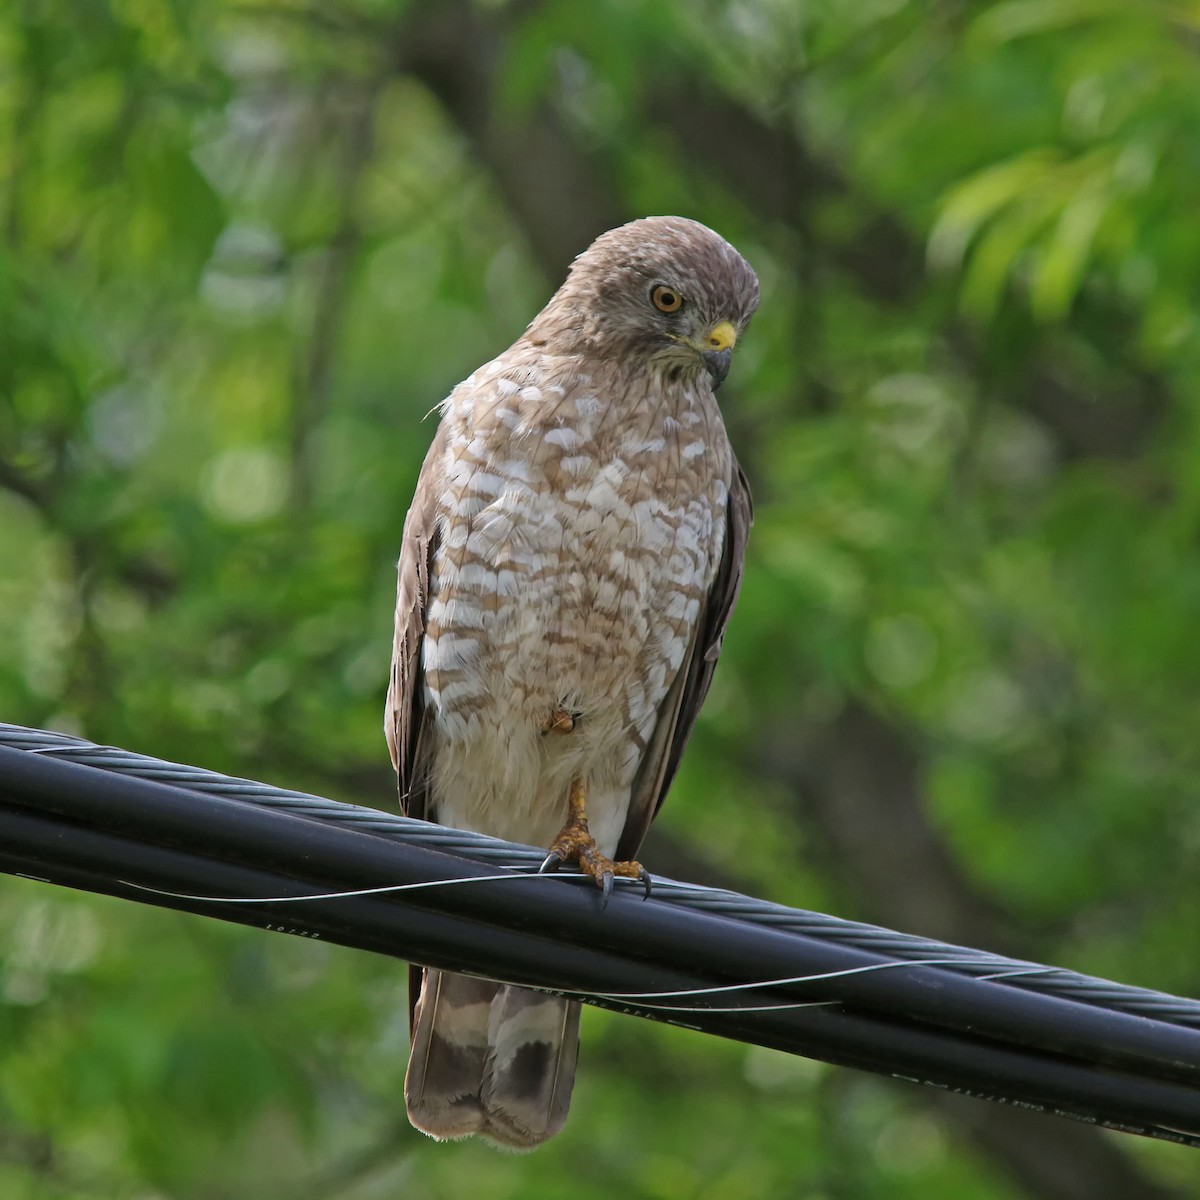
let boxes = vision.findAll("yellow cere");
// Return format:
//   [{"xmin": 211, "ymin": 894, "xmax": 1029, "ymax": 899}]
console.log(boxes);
[{"xmin": 706, "ymin": 320, "xmax": 737, "ymax": 352}]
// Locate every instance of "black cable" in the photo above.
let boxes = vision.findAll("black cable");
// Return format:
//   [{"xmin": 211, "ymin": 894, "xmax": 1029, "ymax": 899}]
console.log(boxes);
[
  {"xmin": 2, "ymin": 745, "xmax": 1199, "ymax": 1084},
  {"xmin": 6, "ymin": 722, "xmax": 1196, "ymax": 1029},
  {"xmin": 2, "ymin": 744, "xmax": 1200, "ymax": 1146},
  {"xmin": 3, "ymin": 803, "xmax": 1200, "ymax": 1147}
]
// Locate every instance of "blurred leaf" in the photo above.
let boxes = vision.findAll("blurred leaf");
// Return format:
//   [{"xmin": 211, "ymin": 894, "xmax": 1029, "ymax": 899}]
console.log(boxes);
[{"xmin": 1, "ymin": 0, "xmax": 1199, "ymax": 1195}]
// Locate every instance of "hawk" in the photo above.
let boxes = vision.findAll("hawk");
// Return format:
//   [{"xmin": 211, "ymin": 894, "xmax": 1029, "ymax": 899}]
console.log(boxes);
[{"xmin": 386, "ymin": 216, "xmax": 759, "ymax": 1148}]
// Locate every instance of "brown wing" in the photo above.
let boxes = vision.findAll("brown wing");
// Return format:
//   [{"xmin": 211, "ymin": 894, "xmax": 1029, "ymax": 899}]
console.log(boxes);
[
  {"xmin": 385, "ymin": 424, "xmax": 447, "ymax": 822},
  {"xmin": 616, "ymin": 458, "xmax": 753, "ymax": 862}
]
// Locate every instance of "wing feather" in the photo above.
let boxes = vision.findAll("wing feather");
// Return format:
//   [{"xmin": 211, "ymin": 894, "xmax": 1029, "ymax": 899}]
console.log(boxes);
[
  {"xmin": 616, "ymin": 458, "xmax": 753, "ymax": 861},
  {"xmin": 385, "ymin": 424, "xmax": 447, "ymax": 822},
  {"xmin": 385, "ymin": 426, "xmax": 449, "ymax": 1034}
]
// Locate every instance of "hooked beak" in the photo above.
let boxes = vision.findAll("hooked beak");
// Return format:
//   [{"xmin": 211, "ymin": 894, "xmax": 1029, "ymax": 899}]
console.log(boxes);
[
  {"xmin": 701, "ymin": 320, "xmax": 737, "ymax": 390},
  {"xmin": 702, "ymin": 347, "xmax": 732, "ymax": 389}
]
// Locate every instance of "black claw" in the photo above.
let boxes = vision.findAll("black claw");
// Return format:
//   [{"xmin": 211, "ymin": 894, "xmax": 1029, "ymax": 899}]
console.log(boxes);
[
  {"xmin": 599, "ymin": 871, "xmax": 614, "ymax": 909},
  {"xmin": 539, "ymin": 851, "xmax": 563, "ymax": 874},
  {"xmin": 639, "ymin": 869, "xmax": 653, "ymax": 900}
]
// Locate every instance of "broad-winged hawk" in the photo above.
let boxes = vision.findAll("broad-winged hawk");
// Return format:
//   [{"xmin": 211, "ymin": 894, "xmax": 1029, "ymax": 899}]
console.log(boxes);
[{"xmin": 386, "ymin": 216, "xmax": 759, "ymax": 1148}]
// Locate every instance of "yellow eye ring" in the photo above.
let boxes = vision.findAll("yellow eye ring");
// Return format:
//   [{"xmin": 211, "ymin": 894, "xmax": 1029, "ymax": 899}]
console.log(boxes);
[{"xmin": 651, "ymin": 285, "xmax": 684, "ymax": 313}]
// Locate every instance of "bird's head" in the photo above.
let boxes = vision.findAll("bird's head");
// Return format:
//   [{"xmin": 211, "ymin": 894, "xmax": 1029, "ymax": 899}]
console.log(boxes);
[{"xmin": 528, "ymin": 216, "xmax": 760, "ymax": 390}]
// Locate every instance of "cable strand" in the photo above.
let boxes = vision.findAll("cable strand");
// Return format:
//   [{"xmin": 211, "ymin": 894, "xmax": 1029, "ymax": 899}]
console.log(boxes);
[{"xmin": 2, "ymin": 722, "xmax": 1198, "ymax": 1029}]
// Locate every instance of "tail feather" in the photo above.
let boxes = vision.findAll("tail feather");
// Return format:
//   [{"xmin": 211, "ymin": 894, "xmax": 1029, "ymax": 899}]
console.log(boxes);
[
  {"xmin": 405, "ymin": 968, "xmax": 580, "ymax": 1149},
  {"xmin": 405, "ymin": 970, "xmax": 496, "ymax": 1141},
  {"xmin": 482, "ymin": 987, "xmax": 581, "ymax": 1149}
]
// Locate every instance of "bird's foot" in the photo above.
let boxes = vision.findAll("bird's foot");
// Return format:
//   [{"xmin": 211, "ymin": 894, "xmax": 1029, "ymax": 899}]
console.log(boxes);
[
  {"xmin": 542, "ymin": 820, "xmax": 652, "ymax": 902},
  {"xmin": 540, "ymin": 777, "xmax": 651, "ymax": 906}
]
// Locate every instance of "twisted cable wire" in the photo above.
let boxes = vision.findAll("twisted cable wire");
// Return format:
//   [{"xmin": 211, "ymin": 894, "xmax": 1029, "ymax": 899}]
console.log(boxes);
[{"xmin": 3, "ymin": 721, "xmax": 1197, "ymax": 1027}]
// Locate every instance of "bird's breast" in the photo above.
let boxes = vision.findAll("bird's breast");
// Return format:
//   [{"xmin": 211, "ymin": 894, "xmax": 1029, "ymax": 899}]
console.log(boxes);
[{"xmin": 423, "ymin": 390, "xmax": 730, "ymax": 749}]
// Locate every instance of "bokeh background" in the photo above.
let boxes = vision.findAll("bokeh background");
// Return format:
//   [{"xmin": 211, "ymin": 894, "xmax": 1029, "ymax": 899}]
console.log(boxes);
[{"xmin": 3, "ymin": 1, "xmax": 1200, "ymax": 1196}]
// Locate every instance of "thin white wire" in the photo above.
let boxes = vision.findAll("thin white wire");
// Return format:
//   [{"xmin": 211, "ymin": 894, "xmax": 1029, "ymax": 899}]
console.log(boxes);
[
  {"xmin": 597, "ymin": 997, "xmax": 840, "ymax": 1015},
  {"xmin": 124, "ymin": 865, "xmax": 1044, "ymax": 1009},
  {"xmin": 118, "ymin": 868, "xmax": 581, "ymax": 905},
  {"xmin": 977, "ymin": 968, "xmax": 1060, "ymax": 982},
  {"xmin": 119, "ymin": 874, "xmax": 1016, "ymax": 1007},
  {"xmin": 112, "ymin": 873, "xmax": 1073, "ymax": 991},
  {"xmin": 563, "ymin": 966, "xmax": 1060, "ymax": 1013},
  {"xmin": 584, "ymin": 958, "xmax": 1000, "ymax": 1002}
]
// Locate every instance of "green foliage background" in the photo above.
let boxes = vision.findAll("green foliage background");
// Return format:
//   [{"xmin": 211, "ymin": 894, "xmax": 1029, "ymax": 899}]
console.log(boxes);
[{"xmin": 2, "ymin": 1, "xmax": 1199, "ymax": 1196}]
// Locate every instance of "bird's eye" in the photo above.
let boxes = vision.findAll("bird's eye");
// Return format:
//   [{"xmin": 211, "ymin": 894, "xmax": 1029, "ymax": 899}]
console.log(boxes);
[{"xmin": 651, "ymin": 285, "xmax": 684, "ymax": 313}]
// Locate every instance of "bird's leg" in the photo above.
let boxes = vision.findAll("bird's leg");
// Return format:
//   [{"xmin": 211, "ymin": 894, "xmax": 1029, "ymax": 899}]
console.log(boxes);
[{"xmin": 540, "ymin": 776, "xmax": 651, "ymax": 904}]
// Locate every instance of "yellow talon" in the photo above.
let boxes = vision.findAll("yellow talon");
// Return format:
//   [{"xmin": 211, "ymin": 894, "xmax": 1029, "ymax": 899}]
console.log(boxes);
[{"xmin": 539, "ymin": 776, "xmax": 651, "ymax": 905}]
